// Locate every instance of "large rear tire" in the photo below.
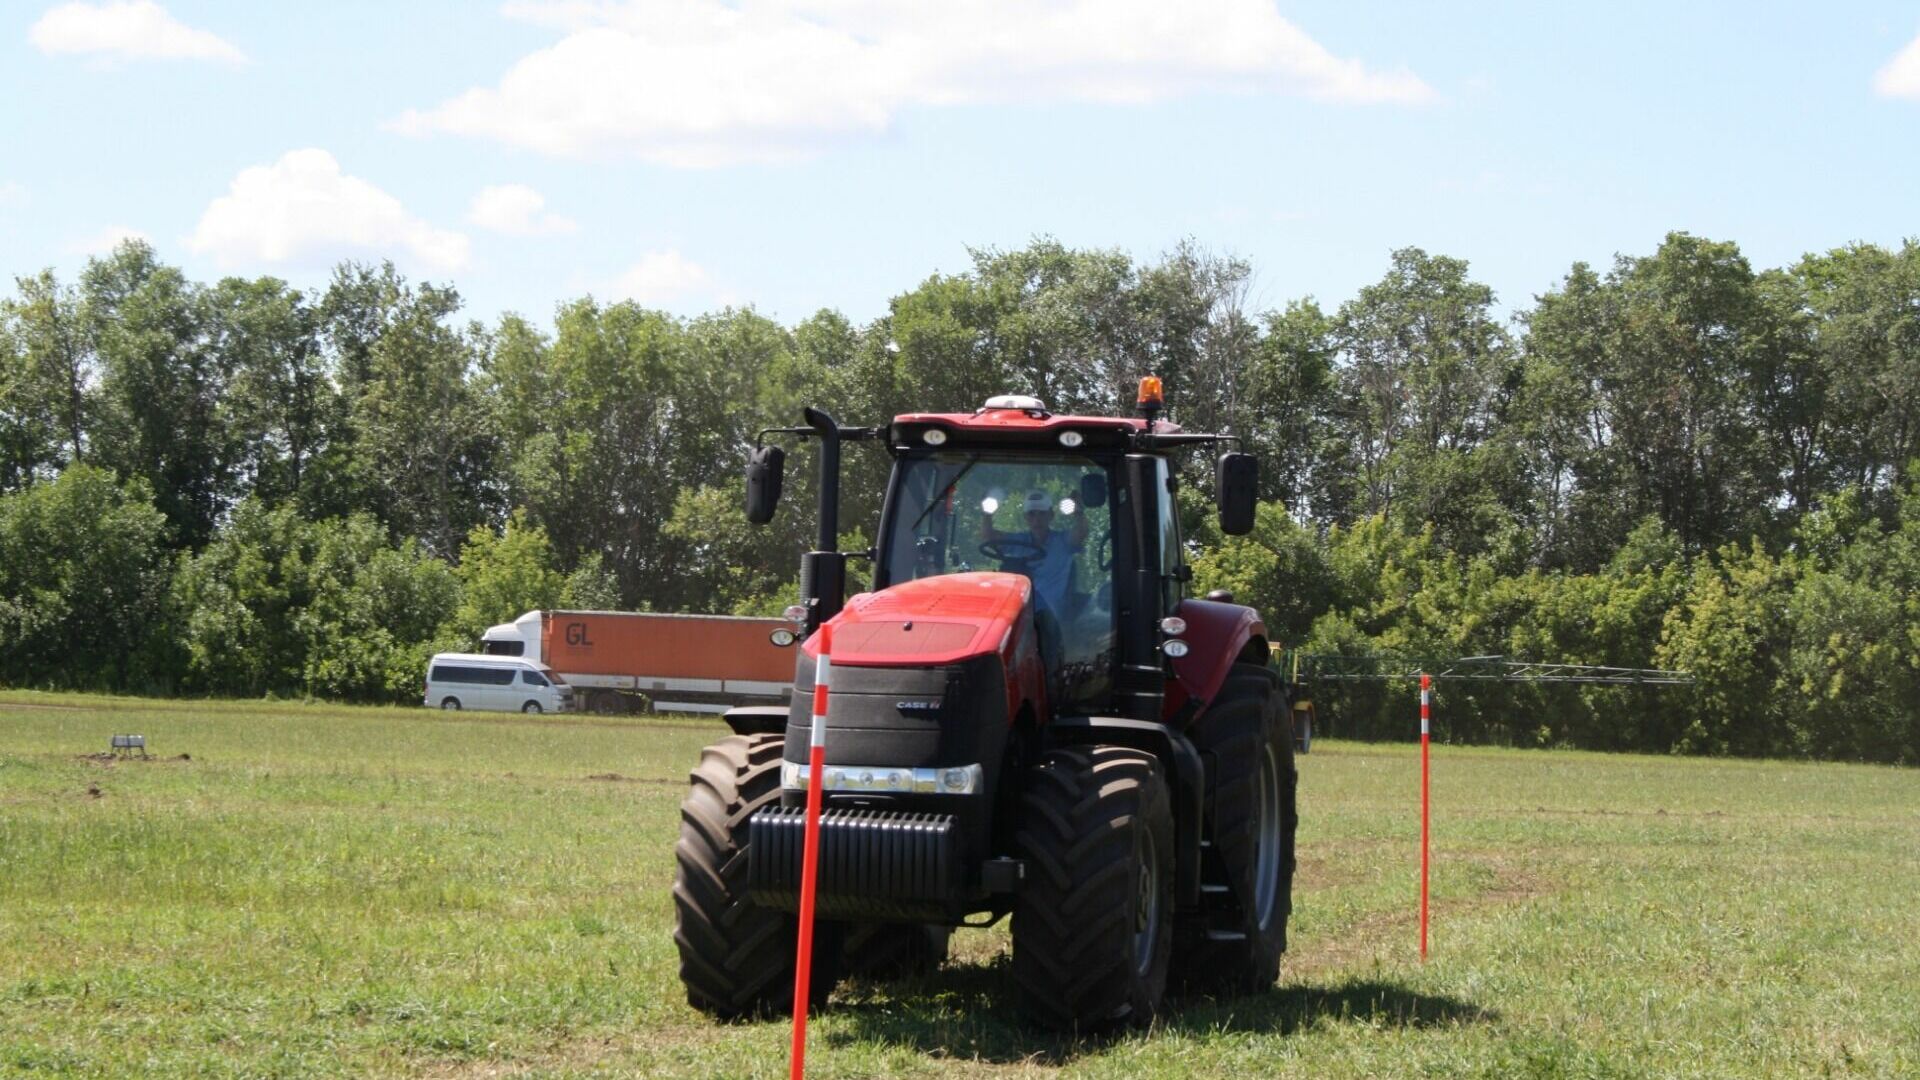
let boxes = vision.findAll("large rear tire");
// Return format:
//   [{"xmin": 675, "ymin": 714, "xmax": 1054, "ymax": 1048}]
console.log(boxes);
[
  {"xmin": 1012, "ymin": 746, "xmax": 1174, "ymax": 1030},
  {"xmin": 672, "ymin": 733, "xmax": 840, "ymax": 1018},
  {"xmin": 1172, "ymin": 662, "xmax": 1297, "ymax": 995}
]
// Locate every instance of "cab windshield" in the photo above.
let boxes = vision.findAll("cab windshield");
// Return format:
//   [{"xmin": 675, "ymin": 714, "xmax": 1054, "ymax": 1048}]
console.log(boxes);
[{"xmin": 880, "ymin": 451, "xmax": 1117, "ymax": 708}]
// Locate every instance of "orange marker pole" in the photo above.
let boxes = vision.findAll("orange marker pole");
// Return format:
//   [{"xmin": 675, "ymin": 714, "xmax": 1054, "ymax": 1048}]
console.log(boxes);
[
  {"xmin": 1419, "ymin": 671, "xmax": 1431, "ymax": 961},
  {"xmin": 790, "ymin": 624, "xmax": 832, "ymax": 1079}
]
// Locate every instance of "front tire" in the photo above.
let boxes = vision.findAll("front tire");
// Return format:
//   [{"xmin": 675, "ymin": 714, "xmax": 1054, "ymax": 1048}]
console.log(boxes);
[
  {"xmin": 673, "ymin": 733, "xmax": 840, "ymax": 1018},
  {"xmin": 1173, "ymin": 663, "xmax": 1297, "ymax": 995},
  {"xmin": 522, "ymin": 701, "xmax": 543, "ymax": 714},
  {"xmin": 1012, "ymin": 746, "xmax": 1174, "ymax": 1030}
]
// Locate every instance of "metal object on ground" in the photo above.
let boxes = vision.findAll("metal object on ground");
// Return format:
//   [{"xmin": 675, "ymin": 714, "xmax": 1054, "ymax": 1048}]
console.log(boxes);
[{"xmin": 109, "ymin": 734, "xmax": 148, "ymax": 758}]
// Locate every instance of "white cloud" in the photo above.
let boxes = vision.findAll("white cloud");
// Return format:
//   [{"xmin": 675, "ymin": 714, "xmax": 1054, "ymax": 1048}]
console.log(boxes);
[
  {"xmin": 467, "ymin": 183, "xmax": 578, "ymax": 236},
  {"xmin": 394, "ymin": 0, "xmax": 1434, "ymax": 166},
  {"xmin": 1875, "ymin": 31, "xmax": 1920, "ymax": 99},
  {"xmin": 29, "ymin": 1, "xmax": 247, "ymax": 64},
  {"xmin": 0, "ymin": 181, "xmax": 26, "ymax": 208},
  {"xmin": 189, "ymin": 149, "xmax": 470, "ymax": 272},
  {"xmin": 608, "ymin": 249, "xmax": 717, "ymax": 306},
  {"xmin": 68, "ymin": 224, "xmax": 150, "ymax": 255}
]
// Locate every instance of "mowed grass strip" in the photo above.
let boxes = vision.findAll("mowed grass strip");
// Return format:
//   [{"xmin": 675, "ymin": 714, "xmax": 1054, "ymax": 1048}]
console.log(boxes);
[{"xmin": 1, "ymin": 690, "xmax": 1917, "ymax": 1078}]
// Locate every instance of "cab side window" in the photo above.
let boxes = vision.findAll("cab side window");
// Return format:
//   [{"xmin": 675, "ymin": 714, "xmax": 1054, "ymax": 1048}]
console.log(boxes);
[
  {"xmin": 1155, "ymin": 460, "xmax": 1184, "ymax": 610},
  {"xmin": 521, "ymin": 670, "xmax": 549, "ymax": 687}
]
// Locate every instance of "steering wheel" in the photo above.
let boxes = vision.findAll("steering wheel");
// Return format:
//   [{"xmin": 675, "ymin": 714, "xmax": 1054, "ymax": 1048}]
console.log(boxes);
[{"xmin": 980, "ymin": 537, "xmax": 1047, "ymax": 565}]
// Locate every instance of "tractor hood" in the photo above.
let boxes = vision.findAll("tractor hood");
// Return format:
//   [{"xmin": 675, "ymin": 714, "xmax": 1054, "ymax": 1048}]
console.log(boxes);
[{"xmin": 805, "ymin": 572, "xmax": 1030, "ymax": 667}]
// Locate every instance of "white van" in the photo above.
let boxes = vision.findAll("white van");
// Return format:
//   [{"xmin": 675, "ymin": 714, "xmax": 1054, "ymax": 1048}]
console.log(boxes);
[{"xmin": 424, "ymin": 653, "xmax": 575, "ymax": 714}]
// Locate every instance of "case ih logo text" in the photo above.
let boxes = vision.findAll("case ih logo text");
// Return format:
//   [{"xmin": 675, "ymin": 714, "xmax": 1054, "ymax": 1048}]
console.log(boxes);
[{"xmin": 565, "ymin": 622, "xmax": 593, "ymax": 647}]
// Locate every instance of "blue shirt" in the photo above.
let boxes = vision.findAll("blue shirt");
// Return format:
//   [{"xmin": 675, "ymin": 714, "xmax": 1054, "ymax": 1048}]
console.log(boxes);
[{"xmin": 1025, "ymin": 529, "xmax": 1076, "ymax": 617}]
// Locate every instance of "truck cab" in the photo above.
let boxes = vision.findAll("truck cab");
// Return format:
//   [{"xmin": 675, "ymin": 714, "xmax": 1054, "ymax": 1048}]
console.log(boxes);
[{"xmin": 480, "ymin": 610, "xmax": 545, "ymax": 659}]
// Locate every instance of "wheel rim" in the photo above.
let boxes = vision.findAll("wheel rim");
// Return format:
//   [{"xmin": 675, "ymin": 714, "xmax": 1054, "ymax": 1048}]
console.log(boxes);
[
  {"xmin": 1132, "ymin": 827, "xmax": 1161, "ymax": 975},
  {"xmin": 1253, "ymin": 742, "xmax": 1283, "ymax": 930}
]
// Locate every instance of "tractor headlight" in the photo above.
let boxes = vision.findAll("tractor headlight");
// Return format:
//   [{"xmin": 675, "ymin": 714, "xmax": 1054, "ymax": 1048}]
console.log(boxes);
[
  {"xmin": 1159, "ymin": 616, "xmax": 1187, "ymax": 635},
  {"xmin": 1163, "ymin": 639, "xmax": 1191, "ymax": 658},
  {"xmin": 782, "ymin": 762, "xmax": 982, "ymax": 795},
  {"xmin": 922, "ymin": 428, "xmax": 948, "ymax": 446}
]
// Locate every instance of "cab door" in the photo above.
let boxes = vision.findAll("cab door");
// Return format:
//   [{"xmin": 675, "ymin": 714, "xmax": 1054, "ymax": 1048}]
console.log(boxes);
[{"xmin": 517, "ymin": 666, "xmax": 555, "ymax": 710}]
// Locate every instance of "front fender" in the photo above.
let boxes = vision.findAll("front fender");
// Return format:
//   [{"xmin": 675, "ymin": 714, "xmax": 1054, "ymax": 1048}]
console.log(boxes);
[{"xmin": 1163, "ymin": 599, "xmax": 1266, "ymax": 720}]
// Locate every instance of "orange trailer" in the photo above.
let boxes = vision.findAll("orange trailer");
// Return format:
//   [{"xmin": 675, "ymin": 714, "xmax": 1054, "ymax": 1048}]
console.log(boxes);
[{"xmin": 481, "ymin": 610, "xmax": 795, "ymax": 714}]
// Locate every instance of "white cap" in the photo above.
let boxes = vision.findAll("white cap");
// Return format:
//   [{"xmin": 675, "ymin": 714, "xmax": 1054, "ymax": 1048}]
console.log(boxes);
[{"xmin": 1023, "ymin": 491, "xmax": 1054, "ymax": 513}]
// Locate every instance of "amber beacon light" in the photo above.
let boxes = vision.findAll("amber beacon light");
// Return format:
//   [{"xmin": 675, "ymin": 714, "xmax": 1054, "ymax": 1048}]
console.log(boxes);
[{"xmin": 1136, "ymin": 375, "xmax": 1164, "ymax": 408}]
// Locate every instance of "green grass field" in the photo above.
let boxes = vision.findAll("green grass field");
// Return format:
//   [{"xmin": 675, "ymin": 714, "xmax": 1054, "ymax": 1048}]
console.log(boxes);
[{"xmin": 2, "ymin": 691, "xmax": 1917, "ymax": 1078}]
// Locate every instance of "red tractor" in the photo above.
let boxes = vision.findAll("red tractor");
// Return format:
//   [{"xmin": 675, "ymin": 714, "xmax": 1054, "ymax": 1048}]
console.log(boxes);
[{"xmin": 672, "ymin": 381, "xmax": 1296, "ymax": 1030}]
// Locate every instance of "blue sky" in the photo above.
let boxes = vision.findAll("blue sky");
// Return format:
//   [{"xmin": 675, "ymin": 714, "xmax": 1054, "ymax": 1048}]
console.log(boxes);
[{"xmin": 3, "ymin": 1, "xmax": 1918, "ymax": 330}]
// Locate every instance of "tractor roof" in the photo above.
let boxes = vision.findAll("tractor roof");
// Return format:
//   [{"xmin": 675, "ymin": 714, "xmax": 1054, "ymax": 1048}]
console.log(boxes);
[
  {"xmin": 892, "ymin": 396, "xmax": 1182, "ymax": 450},
  {"xmin": 895, "ymin": 409, "xmax": 1174, "ymax": 433}
]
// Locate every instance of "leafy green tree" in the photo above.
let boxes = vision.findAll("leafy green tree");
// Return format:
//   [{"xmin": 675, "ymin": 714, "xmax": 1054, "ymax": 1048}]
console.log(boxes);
[
  {"xmin": 171, "ymin": 498, "xmax": 324, "ymax": 696},
  {"xmin": 296, "ymin": 514, "xmax": 461, "ymax": 701},
  {"xmin": 1793, "ymin": 241, "xmax": 1920, "ymax": 512},
  {"xmin": 485, "ymin": 301, "xmax": 781, "ymax": 608},
  {"xmin": 0, "ymin": 271, "xmax": 92, "ymax": 487},
  {"xmin": 207, "ymin": 276, "xmax": 333, "ymax": 507},
  {"xmin": 560, "ymin": 552, "xmax": 621, "ymax": 610},
  {"xmin": 1779, "ymin": 485, "xmax": 1920, "ymax": 762},
  {"xmin": 661, "ymin": 485, "xmax": 803, "ymax": 615},
  {"xmin": 83, "ymin": 241, "xmax": 235, "ymax": 548},
  {"xmin": 447, "ymin": 509, "xmax": 564, "ymax": 639},
  {"xmin": 1245, "ymin": 300, "xmax": 1342, "ymax": 512},
  {"xmin": 1526, "ymin": 234, "xmax": 1777, "ymax": 562},
  {"xmin": 1655, "ymin": 540, "xmax": 1799, "ymax": 756},
  {"xmin": 1332, "ymin": 249, "xmax": 1521, "ymax": 551},
  {"xmin": 346, "ymin": 276, "xmax": 496, "ymax": 555},
  {"xmin": 0, "ymin": 465, "xmax": 171, "ymax": 689},
  {"xmin": 1512, "ymin": 265, "xmax": 1626, "ymax": 569}
]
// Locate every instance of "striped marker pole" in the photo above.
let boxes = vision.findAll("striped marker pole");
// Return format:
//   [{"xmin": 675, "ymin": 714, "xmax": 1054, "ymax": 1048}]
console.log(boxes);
[
  {"xmin": 1419, "ymin": 671, "xmax": 1431, "ymax": 961},
  {"xmin": 789, "ymin": 623, "xmax": 831, "ymax": 1079}
]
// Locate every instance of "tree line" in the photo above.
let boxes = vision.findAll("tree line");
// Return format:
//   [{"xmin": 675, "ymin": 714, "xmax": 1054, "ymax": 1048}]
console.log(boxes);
[{"xmin": 2, "ymin": 236, "xmax": 1916, "ymax": 761}]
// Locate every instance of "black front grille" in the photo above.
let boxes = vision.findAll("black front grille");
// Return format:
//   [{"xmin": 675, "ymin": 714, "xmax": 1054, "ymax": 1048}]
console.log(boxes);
[{"xmin": 748, "ymin": 807, "xmax": 962, "ymax": 920}]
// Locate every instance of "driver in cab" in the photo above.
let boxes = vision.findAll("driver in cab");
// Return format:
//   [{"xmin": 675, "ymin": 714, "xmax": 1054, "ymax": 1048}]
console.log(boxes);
[{"xmin": 981, "ymin": 490, "xmax": 1087, "ymax": 620}]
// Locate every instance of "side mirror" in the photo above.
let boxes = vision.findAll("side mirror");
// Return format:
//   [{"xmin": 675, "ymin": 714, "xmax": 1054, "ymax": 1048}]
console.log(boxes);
[
  {"xmin": 746, "ymin": 445, "xmax": 785, "ymax": 525},
  {"xmin": 1216, "ymin": 452, "xmax": 1257, "ymax": 536},
  {"xmin": 1078, "ymin": 471, "xmax": 1109, "ymax": 509}
]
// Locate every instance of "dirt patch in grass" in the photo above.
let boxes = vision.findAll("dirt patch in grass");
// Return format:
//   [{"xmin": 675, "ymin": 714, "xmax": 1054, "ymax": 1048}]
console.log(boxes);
[
  {"xmin": 1529, "ymin": 805, "xmax": 1727, "ymax": 819},
  {"xmin": 1295, "ymin": 851, "xmax": 1374, "ymax": 890},
  {"xmin": 1286, "ymin": 857, "xmax": 1552, "ymax": 978},
  {"xmin": 581, "ymin": 773, "xmax": 679, "ymax": 786}
]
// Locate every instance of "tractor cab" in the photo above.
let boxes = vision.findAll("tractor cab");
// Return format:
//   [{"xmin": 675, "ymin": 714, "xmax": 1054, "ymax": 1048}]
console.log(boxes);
[
  {"xmin": 674, "ymin": 379, "xmax": 1296, "ymax": 1031},
  {"xmin": 875, "ymin": 418, "xmax": 1126, "ymax": 710}
]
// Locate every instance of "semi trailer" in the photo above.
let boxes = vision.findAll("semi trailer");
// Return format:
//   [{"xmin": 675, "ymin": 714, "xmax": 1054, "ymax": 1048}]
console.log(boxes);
[{"xmin": 480, "ymin": 609, "xmax": 794, "ymax": 714}]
